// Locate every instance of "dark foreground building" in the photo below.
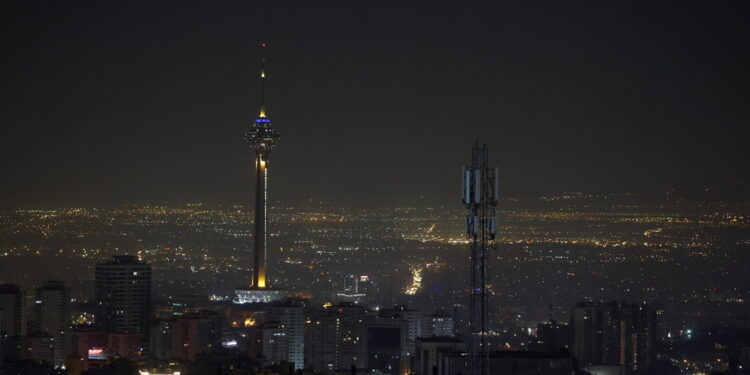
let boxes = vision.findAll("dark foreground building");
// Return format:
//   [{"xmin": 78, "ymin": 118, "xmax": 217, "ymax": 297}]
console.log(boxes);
[
  {"xmin": 571, "ymin": 301, "xmax": 656, "ymax": 372},
  {"xmin": 437, "ymin": 351, "xmax": 575, "ymax": 375},
  {"xmin": 94, "ymin": 256, "xmax": 152, "ymax": 347},
  {"xmin": 0, "ymin": 284, "xmax": 26, "ymax": 363},
  {"xmin": 32, "ymin": 280, "xmax": 71, "ymax": 368}
]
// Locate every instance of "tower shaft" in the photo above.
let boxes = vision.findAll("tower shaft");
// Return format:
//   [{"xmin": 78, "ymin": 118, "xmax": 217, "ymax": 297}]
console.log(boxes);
[{"xmin": 252, "ymin": 156, "xmax": 268, "ymax": 288}]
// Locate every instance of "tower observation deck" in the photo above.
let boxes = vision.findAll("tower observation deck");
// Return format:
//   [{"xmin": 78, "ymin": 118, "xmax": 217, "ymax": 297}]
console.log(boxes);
[{"xmin": 235, "ymin": 43, "xmax": 284, "ymax": 304}]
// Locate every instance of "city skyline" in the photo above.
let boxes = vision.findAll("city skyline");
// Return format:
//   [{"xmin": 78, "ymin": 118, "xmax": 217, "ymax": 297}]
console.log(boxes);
[
  {"xmin": 1, "ymin": 1, "xmax": 749, "ymax": 375},
  {"xmin": 1, "ymin": 197, "xmax": 747, "ymax": 374}
]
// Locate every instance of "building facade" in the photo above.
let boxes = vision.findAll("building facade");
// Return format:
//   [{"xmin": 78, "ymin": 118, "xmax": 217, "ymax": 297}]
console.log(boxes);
[
  {"xmin": 414, "ymin": 337, "xmax": 465, "ymax": 375},
  {"xmin": 571, "ymin": 301, "xmax": 656, "ymax": 372},
  {"xmin": 0, "ymin": 284, "xmax": 26, "ymax": 362},
  {"xmin": 32, "ymin": 281, "xmax": 71, "ymax": 368},
  {"xmin": 306, "ymin": 303, "xmax": 368, "ymax": 373},
  {"xmin": 423, "ymin": 310, "xmax": 455, "ymax": 338},
  {"xmin": 267, "ymin": 301, "xmax": 305, "ymax": 370},
  {"xmin": 171, "ymin": 310, "xmax": 222, "ymax": 361},
  {"xmin": 94, "ymin": 256, "xmax": 152, "ymax": 340},
  {"xmin": 367, "ymin": 314, "xmax": 406, "ymax": 375},
  {"xmin": 438, "ymin": 351, "xmax": 575, "ymax": 375}
]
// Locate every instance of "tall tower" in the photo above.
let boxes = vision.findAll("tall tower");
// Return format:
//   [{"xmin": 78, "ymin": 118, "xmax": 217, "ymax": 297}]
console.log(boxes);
[
  {"xmin": 235, "ymin": 42, "xmax": 284, "ymax": 304},
  {"xmin": 462, "ymin": 144, "xmax": 498, "ymax": 375}
]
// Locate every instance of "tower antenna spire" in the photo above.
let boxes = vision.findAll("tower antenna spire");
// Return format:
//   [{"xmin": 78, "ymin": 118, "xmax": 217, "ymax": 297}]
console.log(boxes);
[{"xmin": 259, "ymin": 42, "xmax": 267, "ymax": 118}]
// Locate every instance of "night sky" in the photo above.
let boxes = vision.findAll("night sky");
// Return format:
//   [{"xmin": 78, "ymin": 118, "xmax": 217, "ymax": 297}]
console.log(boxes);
[{"xmin": 1, "ymin": 1, "xmax": 748, "ymax": 208}]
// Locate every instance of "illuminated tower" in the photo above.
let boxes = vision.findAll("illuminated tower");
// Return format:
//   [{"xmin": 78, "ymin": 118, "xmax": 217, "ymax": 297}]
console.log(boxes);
[{"xmin": 235, "ymin": 42, "xmax": 285, "ymax": 304}]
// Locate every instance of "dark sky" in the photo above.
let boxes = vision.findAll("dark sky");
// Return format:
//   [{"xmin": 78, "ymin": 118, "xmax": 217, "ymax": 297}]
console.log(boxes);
[{"xmin": 1, "ymin": 1, "xmax": 748, "ymax": 208}]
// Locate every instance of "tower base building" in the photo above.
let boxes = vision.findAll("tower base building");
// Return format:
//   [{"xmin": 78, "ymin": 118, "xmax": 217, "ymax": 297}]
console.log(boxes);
[{"xmin": 234, "ymin": 288, "xmax": 286, "ymax": 304}]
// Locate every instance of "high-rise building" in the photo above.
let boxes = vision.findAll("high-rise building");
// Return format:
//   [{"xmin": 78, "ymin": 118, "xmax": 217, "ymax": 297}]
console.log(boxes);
[
  {"xmin": 235, "ymin": 42, "xmax": 285, "ymax": 305},
  {"xmin": 530, "ymin": 320, "xmax": 571, "ymax": 353},
  {"xmin": 149, "ymin": 320, "xmax": 173, "ymax": 360},
  {"xmin": 259, "ymin": 323, "xmax": 287, "ymax": 366},
  {"xmin": 305, "ymin": 313, "xmax": 336, "ymax": 372},
  {"xmin": 616, "ymin": 302, "xmax": 656, "ymax": 372},
  {"xmin": 571, "ymin": 301, "xmax": 655, "ymax": 372},
  {"xmin": 0, "ymin": 284, "xmax": 25, "ymax": 337},
  {"xmin": 367, "ymin": 314, "xmax": 405, "ymax": 375},
  {"xmin": 571, "ymin": 301, "xmax": 618, "ymax": 366},
  {"xmin": 306, "ymin": 303, "xmax": 368, "ymax": 373},
  {"xmin": 423, "ymin": 310, "xmax": 455, "ymax": 338},
  {"xmin": 378, "ymin": 305, "xmax": 423, "ymax": 374},
  {"xmin": 383, "ymin": 305, "xmax": 423, "ymax": 357},
  {"xmin": 32, "ymin": 281, "xmax": 71, "ymax": 368},
  {"xmin": 171, "ymin": 310, "xmax": 222, "ymax": 361},
  {"xmin": 94, "ymin": 256, "xmax": 152, "ymax": 340},
  {"xmin": 20, "ymin": 333, "xmax": 55, "ymax": 366},
  {"xmin": 0, "ymin": 284, "xmax": 26, "ymax": 363},
  {"xmin": 267, "ymin": 301, "xmax": 305, "ymax": 370}
]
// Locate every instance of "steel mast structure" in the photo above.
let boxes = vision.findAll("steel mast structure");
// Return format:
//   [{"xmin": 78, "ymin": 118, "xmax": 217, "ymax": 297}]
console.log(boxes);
[
  {"xmin": 235, "ymin": 42, "xmax": 284, "ymax": 304},
  {"xmin": 462, "ymin": 143, "xmax": 498, "ymax": 375}
]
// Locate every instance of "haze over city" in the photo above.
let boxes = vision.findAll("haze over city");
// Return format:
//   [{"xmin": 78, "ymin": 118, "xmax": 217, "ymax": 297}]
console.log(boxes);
[{"xmin": 2, "ymin": 1, "xmax": 748, "ymax": 207}]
